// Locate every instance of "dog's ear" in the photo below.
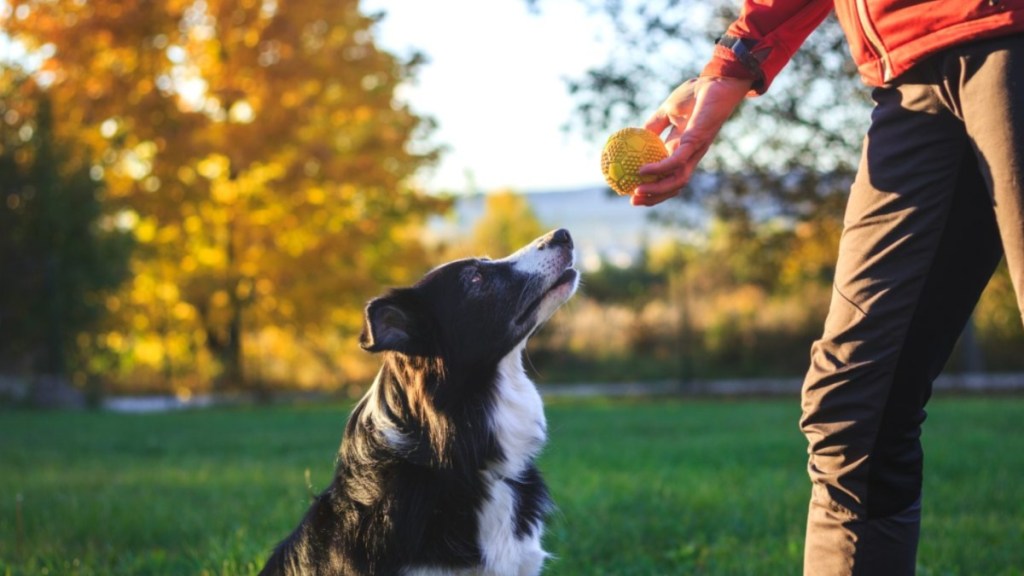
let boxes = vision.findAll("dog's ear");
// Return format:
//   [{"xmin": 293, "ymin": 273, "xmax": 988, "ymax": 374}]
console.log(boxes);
[{"xmin": 360, "ymin": 295, "xmax": 419, "ymax": 354}]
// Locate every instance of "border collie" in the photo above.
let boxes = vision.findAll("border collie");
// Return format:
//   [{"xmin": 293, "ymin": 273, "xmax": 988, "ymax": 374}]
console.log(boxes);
[{"xmin": 260, "ymin": 229, "xmax": 579, "ymax": 576}]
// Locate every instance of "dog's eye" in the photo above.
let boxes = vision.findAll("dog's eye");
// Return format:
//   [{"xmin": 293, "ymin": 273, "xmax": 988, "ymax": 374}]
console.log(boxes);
[{"xmin": 462, "ymin": 266, "xmax": 484, "ymax": 286}]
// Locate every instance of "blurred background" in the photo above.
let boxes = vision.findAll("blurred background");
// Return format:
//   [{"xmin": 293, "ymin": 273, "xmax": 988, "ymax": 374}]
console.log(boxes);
[{"xmin": 2, "ymin": 0, "xmax": 1023, "ymax": 407}]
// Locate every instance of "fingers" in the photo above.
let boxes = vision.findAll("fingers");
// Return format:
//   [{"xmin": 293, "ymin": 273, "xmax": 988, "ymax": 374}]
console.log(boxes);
[
  {"xmin": 638, "ymin": 129, "xmax": 701, "ymax": 184},
  {"xmin": 632, "ymin": 137, "xmax": 711, "ymax": 204},
  {"xmin": 631, "ymin": 168, "xmax": 688, "ymax": 206},
  {"xmin": 645, "ymin": 78, "xmax": 699, "ymax": 136},
  {"xmin": 644, "ymin": 111, "xmax": 672, "ymax": 137},
  {"xmin": 639, "ymin": 143, "xmax": 693, "ymax": 181},
  {"xmin": 663, "ymin": 125, "xmax": 683, "ymax": 155},
  {"xmin": 627, "ymin": 76, "xmax": 752, "ymax": 208},
  {"xmin": 630, "ymin": 189, "xmax": 677, "ymax": 207},
  {"xmin": 631, "ymin": 79, "xmax": 701, "ymax": 202}
]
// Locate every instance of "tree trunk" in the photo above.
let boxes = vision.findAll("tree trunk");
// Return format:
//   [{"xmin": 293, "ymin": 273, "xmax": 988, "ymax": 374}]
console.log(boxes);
[{"xmin": 221, "ymin": 214, "xmax": 246, "ymax": 391}]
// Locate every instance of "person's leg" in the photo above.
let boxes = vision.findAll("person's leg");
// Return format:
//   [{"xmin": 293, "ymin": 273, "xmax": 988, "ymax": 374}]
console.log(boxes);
[
  {"xmin": 800, "ymin": 63, "xmax": 1004, "ymax": 575},
  {"xmin": 957, "ymin": 34, "xmax": 1024, "ymax": 322}
]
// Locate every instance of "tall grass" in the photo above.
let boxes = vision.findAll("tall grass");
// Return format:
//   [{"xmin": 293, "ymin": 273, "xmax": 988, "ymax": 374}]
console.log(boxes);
[{"xmin": 1, "ymin": 397, "xmax": 1022, "ymax": 575}]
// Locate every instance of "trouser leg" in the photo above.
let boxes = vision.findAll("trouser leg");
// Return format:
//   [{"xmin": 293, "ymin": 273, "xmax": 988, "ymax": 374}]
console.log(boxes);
[
  {"xmin": 800, "ymin": 53, "xmax": 1008, "ymax": 575},
  {"xmin": 957, "ymin": 34, "xmax": 1024, "ymax": 322}
]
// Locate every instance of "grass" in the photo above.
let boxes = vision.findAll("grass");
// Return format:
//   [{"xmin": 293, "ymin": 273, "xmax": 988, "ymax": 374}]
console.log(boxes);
[{"xmin": 1, "ymin": 396, "xmax": 1022, "ymax": 575}]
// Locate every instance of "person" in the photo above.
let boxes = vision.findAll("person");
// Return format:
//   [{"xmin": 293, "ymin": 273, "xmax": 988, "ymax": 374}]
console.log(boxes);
[{"xmin": 633, "ymin": 2, "xmax": 1024, "ymax": 574}]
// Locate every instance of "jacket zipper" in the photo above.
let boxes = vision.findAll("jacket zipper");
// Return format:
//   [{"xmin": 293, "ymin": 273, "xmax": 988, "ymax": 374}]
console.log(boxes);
[{"xmin": 855, "ymin": 0, "xmax": 892, "ymax": 82}]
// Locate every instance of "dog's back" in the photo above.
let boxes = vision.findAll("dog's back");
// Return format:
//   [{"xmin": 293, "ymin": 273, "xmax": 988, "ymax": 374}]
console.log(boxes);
[{"xmin": 261, "ymin": 229, "xmax": 578, "ymax": 576}]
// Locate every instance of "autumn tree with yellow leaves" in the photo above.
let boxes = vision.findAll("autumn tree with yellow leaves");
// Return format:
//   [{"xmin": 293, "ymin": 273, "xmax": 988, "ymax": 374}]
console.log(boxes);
[{"xmin": 3, "ymin": 0, "xmax": 444, "ymax": 392}]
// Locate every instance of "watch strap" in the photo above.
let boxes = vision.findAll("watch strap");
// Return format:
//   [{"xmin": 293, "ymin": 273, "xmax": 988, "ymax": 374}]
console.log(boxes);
[{"xmin": 716, "ymin": 34, "xmax": 766, "ymax": 80}]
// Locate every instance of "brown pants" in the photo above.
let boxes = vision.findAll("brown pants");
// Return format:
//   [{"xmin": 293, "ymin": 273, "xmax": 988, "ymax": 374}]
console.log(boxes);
[{"xmin": 800, "ymin": 34, "xmax": 1024, "ymax": 575}]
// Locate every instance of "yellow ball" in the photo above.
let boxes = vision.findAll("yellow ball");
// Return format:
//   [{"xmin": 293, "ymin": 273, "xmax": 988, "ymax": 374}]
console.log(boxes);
[{"xmin": 600, "ymin": 127, "xmax": 669, "ymax": 196}]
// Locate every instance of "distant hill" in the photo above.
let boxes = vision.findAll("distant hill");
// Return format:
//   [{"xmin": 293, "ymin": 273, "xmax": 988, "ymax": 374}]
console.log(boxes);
[{"xmin": 426, "ymin": 187, "xmax": 701, "ymax": 269}]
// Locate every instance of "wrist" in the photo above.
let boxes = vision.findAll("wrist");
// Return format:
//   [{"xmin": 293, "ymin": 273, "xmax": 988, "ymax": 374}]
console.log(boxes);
[
  {"xmin": 702, "ymin": 38, "xmax": 769, "ymax": 94},
  {"xmin": 716, "ymin": 35, "xmax": 765, "ymax": 80}
]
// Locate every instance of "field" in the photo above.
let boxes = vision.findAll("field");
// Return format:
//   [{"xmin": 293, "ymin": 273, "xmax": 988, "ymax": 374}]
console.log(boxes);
[{"xmin": 2, "ymin": 396, "xmax": 1023, "ymax": 575}]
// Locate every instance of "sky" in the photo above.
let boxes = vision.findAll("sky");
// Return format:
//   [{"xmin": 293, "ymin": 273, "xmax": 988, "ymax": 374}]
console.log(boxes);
[
  {"xmin": 361, "ymin": 0, "xmax": 617, "ymax": 194},
  {"xmin": 0, "ymin": 0, "xmax": 620, "ymax": 194}
]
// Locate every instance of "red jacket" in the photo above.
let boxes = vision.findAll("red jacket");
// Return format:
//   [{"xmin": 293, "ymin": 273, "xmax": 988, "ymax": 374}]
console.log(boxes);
[{"xmin": 703, "ymin": 0, "xmax": 1024, "ymax": 92}]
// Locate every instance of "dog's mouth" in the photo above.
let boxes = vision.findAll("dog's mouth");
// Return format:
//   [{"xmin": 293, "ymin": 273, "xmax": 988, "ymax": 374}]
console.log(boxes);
[{"xmin": 515, "ymin": 268, "xmax": 578, "ymax": 326}]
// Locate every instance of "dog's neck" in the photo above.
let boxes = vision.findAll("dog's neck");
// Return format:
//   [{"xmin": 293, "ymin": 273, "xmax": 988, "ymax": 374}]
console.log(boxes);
[
  {"xmin": 348, "ymin": 344, "xmax": 546, "ymax": 480},
  {"xmin": 489, "ymin": 345, "xmax": 547, "ymax": 480},
  {"xmin": 350, "ymin": 351, "xmax": 494, "ymax": 469}
]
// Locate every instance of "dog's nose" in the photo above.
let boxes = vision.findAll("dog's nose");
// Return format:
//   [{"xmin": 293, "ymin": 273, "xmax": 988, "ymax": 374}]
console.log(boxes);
[{"xmin": 539, "ymin": 228, "xmax": 573, "ymax": 250}]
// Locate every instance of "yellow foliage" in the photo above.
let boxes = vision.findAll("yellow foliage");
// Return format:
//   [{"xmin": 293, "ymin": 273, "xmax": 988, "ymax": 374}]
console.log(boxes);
[
  {"xmin": 196, "ymin": 247, "xmax": 224, "ymax": 267},
  {"xmin": 453, "ymin": 190, "xmax": 547, "ymax": 260},
  {"xmin": 173, "ymin": 302, "xmax": 195, "ymax": 321},
  {"xmin": 210, "ymin": 290, "xmax": 230, "ymax": 308},
  {"xmin": 711, "ymin": 285, "xmax": 766, "ymax": 319},
  {"xmin": 239, "ymin": 261, "xmax": 260, "ymax": 277},
  {"xmin": 180, "ymin": 255, "xmax": 198, "ymax": 272},
  {"xmin": 134, "ymin": 337, "xmax": 164, "ymax": 366},
  {"xmin": 7, "ymin": 0, "xmax": 443, "ymax": 391},
  {"xmin": 779, "ymin": 218, "xmax": 842, "ymax": 290},
  {"xmin": 132, "ymin": 314, "xmax": 150, "ymax": 331},
  {"xmin": 183, "ymin": 215, "xmax": 203, "ymax": 234},
  {"xmin": 177, "ymin": 165, "xmax": 197, "ymax": 185},
  {"xmin": 306, "ymin": 187, "xmax": 326, "ymax": 205},
  {"xmin": 211, "ymin": 180, "xmax": 238, "ymax": 205},
  {"xmin": 197, "ymin": 155, "xmax": 229, "ymax": 180},
  {"xmin": 255, "ymin": 278, "xmax": 274, "ymax": 296},
  {"xmin": 135, "ymin": 219, "xmax": 157, "ymax": 243},
  {"xmin": 156, "ymin": 282, "xmax": 180, "ymax": 302},
  {"xmin": 131, "ymin": 274, "xmax": 156, "ymax": 303},
  {"xmin": 105, "ymin": 332, "xmax": 125, "ymax": 351},
  {"xmin": 156, "ymin": 225, "xmax": 180, "ymax": 244}
]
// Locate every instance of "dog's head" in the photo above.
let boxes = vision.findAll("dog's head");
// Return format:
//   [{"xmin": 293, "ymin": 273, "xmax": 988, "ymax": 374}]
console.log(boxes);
[{"xmin": 360, "ymin": 229, "xmax": 578, "ymax": 366}]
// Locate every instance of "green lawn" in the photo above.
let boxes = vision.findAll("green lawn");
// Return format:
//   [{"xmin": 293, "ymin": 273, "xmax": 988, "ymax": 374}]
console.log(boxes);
[{"xmin": 1, "ymin": 396, "xmax": 1022, "ymax": 575}]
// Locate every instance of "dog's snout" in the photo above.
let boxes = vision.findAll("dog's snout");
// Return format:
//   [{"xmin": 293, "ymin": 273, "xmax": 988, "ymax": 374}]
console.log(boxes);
[{"xmin": 539, "ymin": 228, "xmax": 573, "ymax": 250}]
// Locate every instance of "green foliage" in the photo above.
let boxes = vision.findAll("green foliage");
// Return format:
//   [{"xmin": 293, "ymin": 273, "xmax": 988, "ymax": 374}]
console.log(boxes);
[
  {"xmin": 2, "ymin": 398, "xmax": 1024, "ymax": 574},
  {"xmin": 582, "ymin": 250, "xmax": 666, "ymax": 304},
  {"xmin": 965, "ymin": 263, "xmax": 1024, "ymax": 371},
  {"xmin": 0, "ymin": 88, "xmax": 132, "ymax": 376},
  {"xmin": 537, "ymin": 198, "xmax": 1023, "ymax": 382},
  {"xmin": 534, "ymin": 210, "xmax": 837, "ymax": 381}
]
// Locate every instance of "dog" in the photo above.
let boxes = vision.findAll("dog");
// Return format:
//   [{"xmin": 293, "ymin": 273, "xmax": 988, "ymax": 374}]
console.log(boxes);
[{"xmin": 259, "ymin": 228, "xmax": 579, "ymax": 576}]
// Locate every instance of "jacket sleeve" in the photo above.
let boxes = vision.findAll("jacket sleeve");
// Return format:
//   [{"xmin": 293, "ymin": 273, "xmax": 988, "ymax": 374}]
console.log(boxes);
[{"xmin": 701, "ymin": 0, "xmax": 835, "ymax": 94}]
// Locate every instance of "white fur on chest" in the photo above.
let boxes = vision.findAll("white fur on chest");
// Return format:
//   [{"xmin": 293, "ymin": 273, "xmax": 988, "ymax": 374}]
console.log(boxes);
[
  {"xmin": 403, "ymin": 347, "xmax": 549, "ymax": 576},
  {"xmin": 476, "ymin": 347, "xmax": 548, "ymax": 575},
  {"xmin": 489, "ymin": 347, "xmax": 547, "ymax": 477}
]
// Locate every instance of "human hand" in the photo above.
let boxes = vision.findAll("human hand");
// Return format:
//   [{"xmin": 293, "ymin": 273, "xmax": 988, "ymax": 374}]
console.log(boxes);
[{"xmin": 632, "ymin": 76, "xmax": 753, "ymax": 207}]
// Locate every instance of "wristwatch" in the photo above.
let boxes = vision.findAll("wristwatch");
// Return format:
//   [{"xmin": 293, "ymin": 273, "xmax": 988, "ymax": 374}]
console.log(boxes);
[{"xmin": 716, "ymin": 34, "xmax": 765, "ymax": 81}]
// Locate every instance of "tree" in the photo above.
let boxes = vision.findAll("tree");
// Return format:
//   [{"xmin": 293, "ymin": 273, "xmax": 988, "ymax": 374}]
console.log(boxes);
[
  {"xmin": 5, "ymin": 0, "xmax": 444, "ymax": 391},
  {"xmin": 445, "ymin": 189, "xmax": 547, "ymax": 260},
  {"xmin": 0, "ymin": 76, "xmax": 132, "ymax": 382}
]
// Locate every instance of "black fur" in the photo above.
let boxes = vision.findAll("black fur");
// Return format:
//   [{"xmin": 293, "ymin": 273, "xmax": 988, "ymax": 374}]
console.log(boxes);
[{"xmin": 259, "ymin": 230, "xmax": 576, "ymax": 576}]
